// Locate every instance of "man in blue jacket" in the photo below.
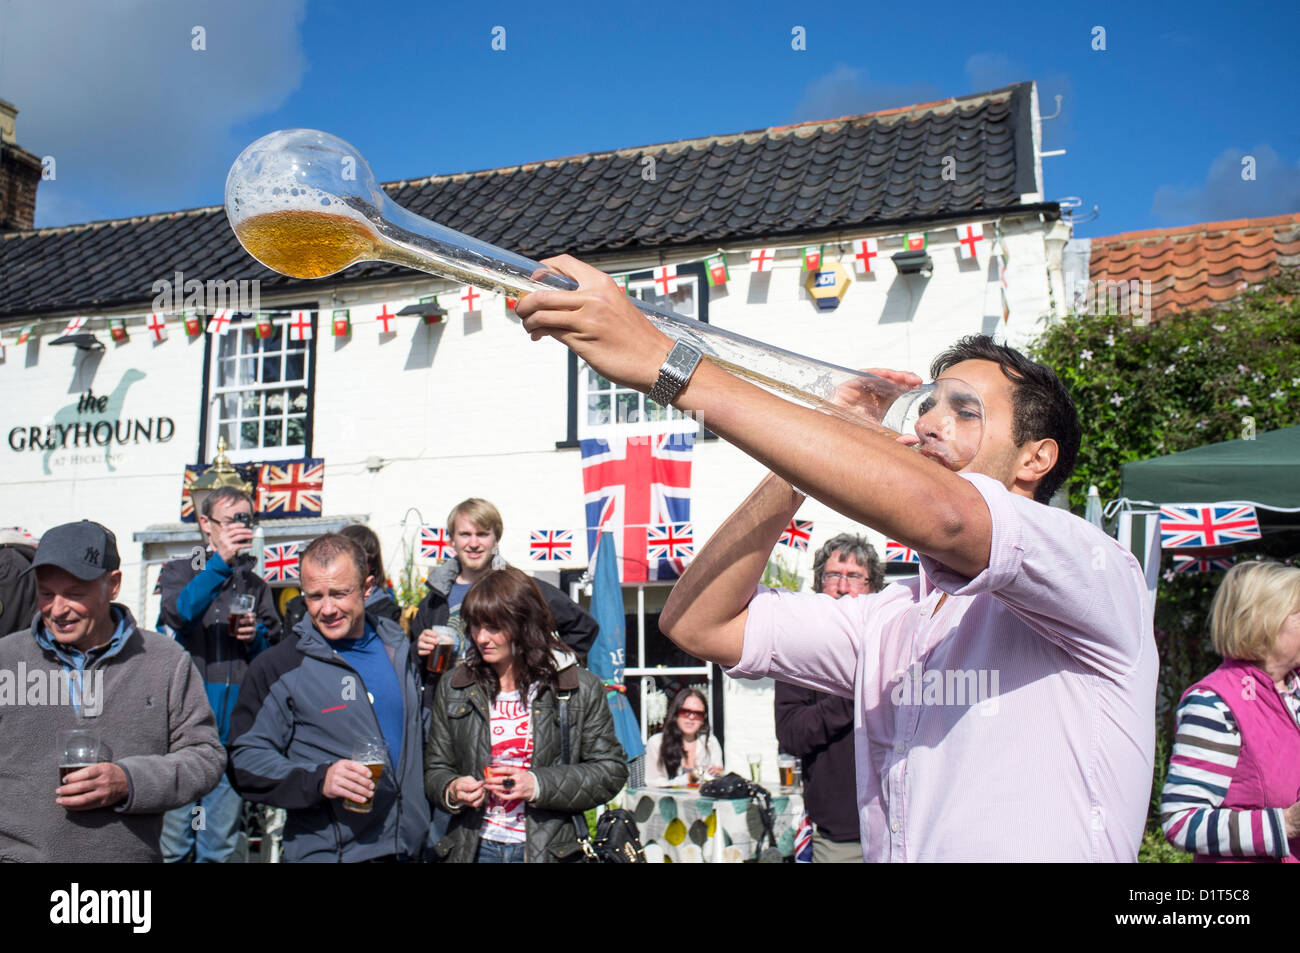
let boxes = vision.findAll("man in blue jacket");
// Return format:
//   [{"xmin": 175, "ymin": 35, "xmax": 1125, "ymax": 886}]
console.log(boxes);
[
  {"xmin": 156, "ymin": 486, "xmax": 281, "ymax": 862},
  {"xmin": 227, "ymin": 534, "xmax": 430, "ymax": 862}
]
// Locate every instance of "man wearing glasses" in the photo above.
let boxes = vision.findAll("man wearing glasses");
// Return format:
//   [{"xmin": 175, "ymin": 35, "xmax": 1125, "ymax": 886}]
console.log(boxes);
[
  {"xmin": 156, "ymin": 486, "xmax": 282, "ymax": 862},
  {"xmin": 775, "ymin": 534, "xmax": 882, "ymax": 862}
]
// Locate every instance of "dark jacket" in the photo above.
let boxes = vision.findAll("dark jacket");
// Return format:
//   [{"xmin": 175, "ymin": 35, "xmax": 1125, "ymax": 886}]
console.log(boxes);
[
  {"xmin": 227, "ymin": 613, "xmax": 431, "ymax": 863},
  {"xmin": 412, "ymin": 556, "xmax": 598, "ymax": 660},
  {"xmin": 0, "ymin": 605, "xmax": 225, "ymax": 862},
  {"xmin": 425, "ymin": 656, "xmax": 627, "ymax": 862},
  {"xmin": 774, "ymin": 681, "xmax": 860, "ymax": 842},
  {"xmin": 0, "ymin": 541, "xmax": 38, "ymax": 637},
  {"xmin": 157, "ymin": 549, "xmax": 282, "ymax": 744}
]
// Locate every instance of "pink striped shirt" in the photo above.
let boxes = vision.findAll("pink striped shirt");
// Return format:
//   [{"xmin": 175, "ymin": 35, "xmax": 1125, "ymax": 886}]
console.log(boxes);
[{"xmin": 729, "ymin": 473, "xmax": 1157, "ymax": 861}]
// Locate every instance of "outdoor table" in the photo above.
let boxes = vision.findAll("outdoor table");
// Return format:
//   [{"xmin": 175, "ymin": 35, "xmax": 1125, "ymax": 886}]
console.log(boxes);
[{"xmin": 619, "ymin": 785, "xmax": 805, "ymax": 863}]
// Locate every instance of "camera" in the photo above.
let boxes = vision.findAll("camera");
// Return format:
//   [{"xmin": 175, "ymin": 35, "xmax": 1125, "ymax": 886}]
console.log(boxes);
[{"xmin": 232, "ymin": 512, "xmax": 253, "ymax": 528}]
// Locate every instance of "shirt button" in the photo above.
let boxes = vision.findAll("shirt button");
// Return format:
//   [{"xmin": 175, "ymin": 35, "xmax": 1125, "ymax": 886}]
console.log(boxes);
[
  {"xmin": 890, "ymin": 821, "xmax": 900, "ymax": 833},
  {"xmin": 894, "ymin": 742, "xmax": 906, "ymax": 754}
]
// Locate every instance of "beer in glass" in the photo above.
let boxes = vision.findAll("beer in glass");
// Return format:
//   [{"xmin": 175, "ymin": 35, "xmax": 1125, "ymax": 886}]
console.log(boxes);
[{"xmin": 344, "ymin": 740, "xmax": 385, "ymax": 813}]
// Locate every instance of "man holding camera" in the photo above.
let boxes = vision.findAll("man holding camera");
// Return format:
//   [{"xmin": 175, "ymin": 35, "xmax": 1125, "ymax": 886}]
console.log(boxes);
[{"xmin": 156, "ymin": 486, "xmax": 282, "ymax": 862}]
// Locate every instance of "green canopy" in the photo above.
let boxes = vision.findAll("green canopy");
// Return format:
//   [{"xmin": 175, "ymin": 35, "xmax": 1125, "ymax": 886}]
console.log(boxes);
[{"xmin": 1121, "ymin": 425, "xmax": 1300, "ymax": 509}]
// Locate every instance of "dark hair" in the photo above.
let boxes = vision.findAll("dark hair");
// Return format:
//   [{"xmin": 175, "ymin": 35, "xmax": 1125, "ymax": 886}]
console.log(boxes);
[
  {"xmin": 339, "ymin": 524, "xmax": 385, "ymax": 587},
  {"xmin": 461, "ymin": 567, "xmax": 565, "ymax": 705},
  {"xmin": 659, "ymin": 687, "xmax": 711, "ymax": 780},
  {"xmin": 930, "ymin": 335, "xmax": 1081, "ymax": 504},
  {"xmin": 200, "ymin": 485, "xmax": 253, "ymax": 518},
  {"xmin": 813, "ymin": 533, "xmax": 883, "ymax": 593},
  {"xmin": 300, "ymin": 534, "xmax": 369, "ymax": 588}
]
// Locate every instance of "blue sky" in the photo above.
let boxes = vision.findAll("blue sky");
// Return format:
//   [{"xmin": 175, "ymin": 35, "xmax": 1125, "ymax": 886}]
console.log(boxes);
[{"xmin": 2, "ymin": 0, "xmax": 1297, "ymax": 239}]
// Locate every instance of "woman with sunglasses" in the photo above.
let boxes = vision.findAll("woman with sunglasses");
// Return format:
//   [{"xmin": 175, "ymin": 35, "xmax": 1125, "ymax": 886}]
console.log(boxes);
[{"xmin": 644, "ymin": 687, "xmax": 723, "ymax": 787}]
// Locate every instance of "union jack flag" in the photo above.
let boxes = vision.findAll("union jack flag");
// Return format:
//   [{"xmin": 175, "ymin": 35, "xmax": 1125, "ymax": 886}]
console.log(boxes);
[
  {"xmin": 885, "ymin": 540, "xmax": 919, "ymax": 563},
  {"xmin": 256, "ymin": 459, "xmax": 324, "ymax": 517},
  {"xmin": 794, "ymin": 813, "xmax": 814, "ymax": 864},
  {"xmin": 180, "ymin": 461, "xmax": 258, "ymax": 522},
  {"xmin": 1171, "ymin": 553, "xmax": 1235, "ymax": 575},
  {"xmin": 419, "ymin": 526, "xmax": 452, "ymax": 562},
  {"xmin": 1159, "ymin": 504, "xmax": 1260, "ymax": 549},
  {"xmin": 262, "ymin": 542, "xmax": 301, "ymax": 583},
  {"xmin": 646, "ymin": 522, "xmax": 693, "ymax": 568},
  {"xmin": 581, "ymin": 432, "xmax": 694, "ymax": 582},
  {"xmin": 529, "ymin": 529, "xmax": 573, "ymax": 562},
  {"xmin": 778, "ymin": 519, "xmax": 813, "ymax": 551}
]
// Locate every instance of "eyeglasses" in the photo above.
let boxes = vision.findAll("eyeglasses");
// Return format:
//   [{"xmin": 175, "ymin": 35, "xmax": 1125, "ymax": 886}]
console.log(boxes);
[
  {"xmin": 207, "ymin": 515, "xmax": 254, "ymax": 528},
  {"xmin": 678, "ymin": 709, "xmax": 706, "ymax": 720},
  {"xmin": 822, "ymin": 572, "xmax": 867, "ymax": 586}
]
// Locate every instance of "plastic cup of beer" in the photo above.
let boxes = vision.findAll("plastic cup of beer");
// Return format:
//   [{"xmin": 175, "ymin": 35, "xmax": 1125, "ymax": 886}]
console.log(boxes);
[
  {"xmin": 747, "ymin": 752, "xmax": 762, "ymax": 783},
  {"xmin": 345, "ymin": 740, "xmax": 385, "ymax": 813},
  {"xmin": 228, "ymin": 593, "xmax": 256, "ymax": 637},
  {"xmin": 778, "ymin": 755, "xmax": 797, "ymax": 789},
  {"xmin": 58, "ymin": 729, "xmax": 102, "ymax": 787},
  {"xmin": 426, "ymin": 625, "xmax": 457, "ymax": 674}
]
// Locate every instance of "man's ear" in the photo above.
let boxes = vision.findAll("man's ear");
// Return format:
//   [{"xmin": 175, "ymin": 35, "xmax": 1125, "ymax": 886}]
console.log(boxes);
[
  {"xmin": 1017, "ymin": 437, "xmax": 1059, "ymax": 489},
  {"xmin": 105, "ymin": 570, "xmax": 123, "ymax": 602}
]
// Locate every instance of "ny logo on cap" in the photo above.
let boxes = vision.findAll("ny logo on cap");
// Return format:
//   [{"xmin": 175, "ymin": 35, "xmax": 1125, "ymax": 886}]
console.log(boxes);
[{"xmin": 84, "ymin": 546, "xmax": 101, "ymax": 565}]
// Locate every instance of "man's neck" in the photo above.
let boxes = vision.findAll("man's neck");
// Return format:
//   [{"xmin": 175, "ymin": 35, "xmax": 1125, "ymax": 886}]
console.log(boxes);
[{"xmin": 457, "ymin": 565, "xmax": 489, "ymax": 586}]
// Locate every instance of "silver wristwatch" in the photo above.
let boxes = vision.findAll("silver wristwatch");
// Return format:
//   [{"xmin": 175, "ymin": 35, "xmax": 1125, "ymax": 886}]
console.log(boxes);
[{"xmin": 647, "ymin": 341, "xmax": 704, "ymax": 407}]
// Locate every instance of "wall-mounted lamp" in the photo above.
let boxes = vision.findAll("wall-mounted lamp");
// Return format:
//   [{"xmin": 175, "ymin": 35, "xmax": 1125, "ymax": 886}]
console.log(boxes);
[
  {"xmin": 49, "ymin": 332, "xmax": 105, "ymax": 351},
  {"xmin": 892, "ymin": 250, "xmax": 933, "ymax": 277}
]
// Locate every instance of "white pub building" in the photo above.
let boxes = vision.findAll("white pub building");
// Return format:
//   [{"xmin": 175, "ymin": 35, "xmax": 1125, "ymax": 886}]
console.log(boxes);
[{"xmin": 0, "ymin": 83, "xmax": 1071, "ymax": 776}]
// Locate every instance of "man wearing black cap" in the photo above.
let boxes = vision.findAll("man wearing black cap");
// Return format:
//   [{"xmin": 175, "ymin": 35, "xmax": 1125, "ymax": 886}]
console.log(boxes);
[{"xmin": 0, "ymin": 520, "xmax": 225, "ymax": 862}]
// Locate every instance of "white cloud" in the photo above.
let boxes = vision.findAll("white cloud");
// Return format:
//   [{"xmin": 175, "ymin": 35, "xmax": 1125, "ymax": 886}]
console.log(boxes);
[
  {"xmin": 0, "ymin": 0, "xmax": 308, "ymax": 227},
  {"xmin": 1151, "ymin": 144, "xmax": 1300, "ymax": 224},
  {"xmin": 792, "ymin": 65, "xmax": 941, "ymax": 122}
]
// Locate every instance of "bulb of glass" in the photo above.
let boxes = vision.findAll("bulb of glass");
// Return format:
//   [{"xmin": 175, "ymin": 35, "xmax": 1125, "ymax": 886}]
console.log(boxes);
[{"xmin": 225, "ymin": 129, "xmax": 984, "ymax": 469}]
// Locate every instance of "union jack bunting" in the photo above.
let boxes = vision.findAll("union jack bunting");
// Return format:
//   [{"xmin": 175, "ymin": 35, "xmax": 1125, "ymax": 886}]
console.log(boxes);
[
  {"xmin": 646, "ymin": 522, "xmax": 694, "ymax": 567},
  {"xmin": 262, "ymin": 542, "xmax": 301, "ymax": 583},
  {"xmin": 778, "ymin": 519, "xmax": 814, "ymax": 551},
  {"xmin": 419, "ymin": 526, "xmax": 453, "ymax": 562},
  {"xmin": 256, "ymin": 459, "xmax": 324, "ymax": 517},
  {"xmin": 1159, "ymin": 504, "xmax": 1260, "ymax": 549},
  {"xmin": 885, "ymin": 540, "xmax": 919, "ymax": 563},
  {"xmin": 581, "ymin": 431, "xmax": 694, "ymax": 582},
  {"xmin": 794, "ymin": 813, "xmax": 814, "ymax": 864},
  {"xmin": 1171, "ymin": 551, "xmax": 1235, "ymax": 575},
  {"xmin": 529, "ymin": 529, "xmax": 573, "ymax": 562}
]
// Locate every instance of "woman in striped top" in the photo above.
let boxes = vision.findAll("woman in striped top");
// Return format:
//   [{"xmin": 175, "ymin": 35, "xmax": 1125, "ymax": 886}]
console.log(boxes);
[{"xmin": 1161, "ymin": 561, "xmax": 1300, "ymax": 861}]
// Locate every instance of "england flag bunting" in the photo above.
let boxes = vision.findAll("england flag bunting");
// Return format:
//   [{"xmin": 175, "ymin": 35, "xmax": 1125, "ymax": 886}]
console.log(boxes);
[
  {"xmin": 651, "ymin": 265, "xmax": 678, "ymax": 296},
  {"xmin": 779, "ymin": 519, "xmax": 813, "ymax": 551},
  {"xmin": 529, "ymin": 529, "xmax": 573, "ymax": 562},
  {"xmin": 62, "ymin": 316, "xmax": 88, "ymax": 336},
  {"xmin": 288, "ymin": 310, "xmax": 313, "ymax": 342},
  {"xmin": 419, "ymin": 526, "xmax": 453, "ymax": 562},
  {"xmin": 885, "ymin": 539, "xmax": 919, "ymax": 563},
  {"xmin": 207, "ymin": 310, "xmax": 233, "ymax": 335},
  {"xmin": 581, "ymin": 431, "xmax": 694, "ymax": 582},
  {"xmin": 146, "ymin": 313, "xmax": 168, "ymax": 342},
  {"xmin": 262, "ymin": 542, "xmax": 302, "ymax": 583},
  {"xmin": 1159, "ymin": 504, "xmax": 1261, "ymax": 549},
  {"xmin": 749, "ymin": 248, "xmax": 775, "ymax": 273},
  {"xmin": 853, "ymin": 238, "xmax": 878, "ymax": 274},
  {"xmin": 955, "ymin": 223, "xmax": 985, "ymax": 259}
]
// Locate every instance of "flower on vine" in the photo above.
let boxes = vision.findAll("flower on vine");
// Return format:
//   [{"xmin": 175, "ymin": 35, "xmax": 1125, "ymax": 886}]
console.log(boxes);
[
  {"xmin": 1176, "ymin": 345, "xmax": 1190, "ymax": 354},
  {"xmin": 1232, "ymin": 395, "xmax": 1251, "ymax": 408},
  {"xmin": 1237, "ymin": 364, "xmax": 1250, "ymax": 374},
  {"xmin": 1213, "ymin": 324, "xmax": 1227, "ymax": 332},
  {"xmin": 1109, "ymin": 393, "xmax": 1124, "ymax": 407},
  {"xmin": 1164, "ymin": 364, "xmax": 1177, "ymax": 375},
  {"xmin": 1080, "ymin": 349, "xmax": 1094, "ymax": 362},
  {"xmin": 1105, "ymin": 333, "xmax": 1115, "ymax": 346},
  {"xmin": 1195, "ymin": 420, "xmax": 1208, "ymax": 429},
  {"xmin": 1292, "ymin": 377, "xmax": 1300, "ymax": 387},
  {"xmin": 1271, "ymin": 390, "xmax": 1285, "ymax": 400},
  {"xmin": 1162, "ymin": 570, "xmax": 1176, "ymax": 583}
]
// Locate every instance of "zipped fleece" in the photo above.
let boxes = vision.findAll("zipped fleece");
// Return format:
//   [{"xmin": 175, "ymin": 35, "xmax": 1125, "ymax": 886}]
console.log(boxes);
[{"xmin": 227, "ymin": 614, "xmax": 431, "ymax": 862}]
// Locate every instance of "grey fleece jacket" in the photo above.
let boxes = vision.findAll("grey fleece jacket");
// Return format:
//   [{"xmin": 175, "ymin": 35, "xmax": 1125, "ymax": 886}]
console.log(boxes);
[{"xmin": 0, "ymin": 605, "xmax": 226, "ymax": 862}]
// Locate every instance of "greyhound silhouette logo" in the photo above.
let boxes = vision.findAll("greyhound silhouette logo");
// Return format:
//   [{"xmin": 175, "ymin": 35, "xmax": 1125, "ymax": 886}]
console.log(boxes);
[{"xmin": 4, "ymin": 370, "xmax": 176, "ymax": 474}]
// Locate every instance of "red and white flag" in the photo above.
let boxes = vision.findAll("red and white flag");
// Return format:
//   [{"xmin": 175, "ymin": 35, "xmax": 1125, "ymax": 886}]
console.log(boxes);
[
  {"xmin": 288, "ymin": 310, "xmax": 313, "ymax": 341},
  {"xmin": 184, "ymin": 313, "xmax": 202, "ymax": 336},
  {"xmin": 801, "ymin": 246, "xmax": 823, "ymax": 271},
  {"xmin": 749, "ymin": 248, "xmax": 776, "ymax": 273},
  {"xmin": 853, "ymin": 238, "xmax": 879, "ymax": 273},
  {"xmin": 1159, "ymin": 505, "xmax": 1261, "ymax": 549},
  {"xmin": 651, "ymin": 265, "xmax": 678, "ymax": 296},
  {"xmin": 256, "ymin": 460, "xmax": 324, "ymax": 516},
  {"xmin": 109, "ymin": 318, "xmax": 128, "ymax": 342},
  {"xmin": 262, "ymin": 542, "xmax": 301, "ymax": 583},
  {"xmin": 956, "ymin": 223, "xmax": 985, "ymax": 260},
  {"xmin": 207, "ymin": 310, "xmax": 233, "ymax": 335},
  {"xmin": 419, "ymin": 526, "xmax": 453, "ymax": 562},
  {"xmin": 375, "ymin": 303, "xmax": 397, "ymax": 334},
  {"xmin": 62, "ymin": 316, "xmax": 88, "ymax": 336},
  {"xmin": 460, "ymin": 285, "xmax": 481, "ymax": 313},
  {"xmin": 646, "ymin": 522, "xmax": 694, "ymax": 565},
  {"xmin": 778, "ymin": 519, "xmax": 814, "ymax": 551},
  {"xmin": 146, "ymin": 313, "xmax": 168, "ymax": 342},
  {"xmin": 529, "ymin": 529, "xmax": 573, "ymax": 562}
]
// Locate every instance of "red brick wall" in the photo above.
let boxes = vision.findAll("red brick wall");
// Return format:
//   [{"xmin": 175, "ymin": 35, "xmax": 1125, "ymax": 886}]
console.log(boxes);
[{"xmin": 0, "ymin": 143, "xmax": 41, "ymax": 231}]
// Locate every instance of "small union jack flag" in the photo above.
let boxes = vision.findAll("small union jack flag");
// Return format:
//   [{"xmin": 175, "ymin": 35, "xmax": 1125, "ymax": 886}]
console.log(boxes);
[
  {"xmin": 529, "ymin": 529, "xmax": 573, "ymax": 562},
  {"xmin": 793, "ymin": 813, "xmax": 814, "ymax": 864},
  {"xmin": 1171, "ymin": 552, "xmax": 1235, "ymax": 575},
  {"xmin": 262, "ymin": 542, "xmax": 301, "ymax": 583},
  {"xmin": 1159, "ymin": 504, "xmax": 1260, "ymax": 549},
  {"xmin": 257, "ymin": 459, "xmax": 324, "ymax": 517},
  {"xmin": 646, "ymin": 521, "xmax": 693, "ymax": 565},
  {"xmin": 885, "ymin": 540, "xmax": 919, "ymax": 563},
  {"xmin": 419, "ymin": 526, "xmax": 452, "ymax": 562},
  {"xmin": 778, "ymin": 519, "xmax": 813, "ymax": 551}
]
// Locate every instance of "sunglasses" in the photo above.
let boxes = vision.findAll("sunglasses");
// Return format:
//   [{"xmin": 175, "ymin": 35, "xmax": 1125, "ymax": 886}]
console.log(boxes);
[{"xmin": 678, "ymin": 709, "xmax": 706, "ymax": 720}]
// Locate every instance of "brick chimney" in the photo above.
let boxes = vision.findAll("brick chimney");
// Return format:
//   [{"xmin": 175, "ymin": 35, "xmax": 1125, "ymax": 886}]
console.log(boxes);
[{"xmin": 0, "ymin": 98, "xmax": 42, "ymax": 232}]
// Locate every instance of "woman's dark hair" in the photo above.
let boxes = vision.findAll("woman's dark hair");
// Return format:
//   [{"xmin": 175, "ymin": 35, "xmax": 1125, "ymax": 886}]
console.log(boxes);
[
  {"xmin": 461, "ymin": 567, "xmax": 565, "ymax": 705},
  {"xmin": 930, "ymin": 334, "xmax": 1082, "ymax": 504},
  {"xmin": 659, "ymin": 687, "xmax": 711, "ymax": 779},
  {"xmin": 339, "ymin": 523, "xmax": 385, "ymax": 587}
]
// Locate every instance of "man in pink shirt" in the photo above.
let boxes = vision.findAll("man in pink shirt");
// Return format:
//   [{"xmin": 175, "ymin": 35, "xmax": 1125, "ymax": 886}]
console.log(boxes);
[{"xmin": 517, "ymin": 257, "xmax": 1157, "ymax": 861}]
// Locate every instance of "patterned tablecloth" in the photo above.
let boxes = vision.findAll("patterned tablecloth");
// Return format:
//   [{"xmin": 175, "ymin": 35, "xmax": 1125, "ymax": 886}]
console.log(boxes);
[{"xmin": 619, "ymin": 786, "xmax": 805, "ymax": 863}]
